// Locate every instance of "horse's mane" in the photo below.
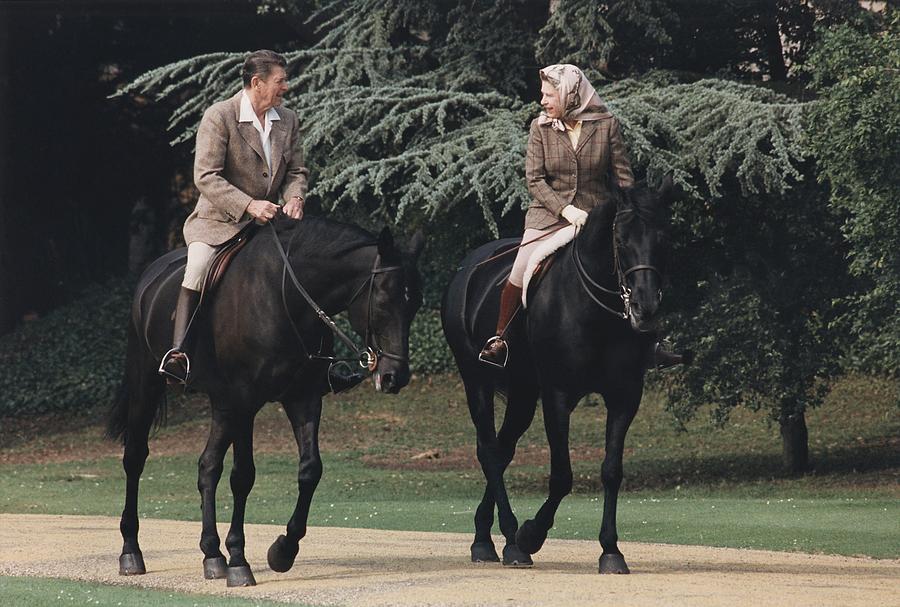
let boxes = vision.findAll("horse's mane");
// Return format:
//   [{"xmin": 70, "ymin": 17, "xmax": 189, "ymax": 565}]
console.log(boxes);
[
  {"xmin": 614, "ymin": 181, "xmax": 670, "ymax": 228},
  {"xmin": 272, "ymin": 215, "xmax": 378, "ymax": 258}
]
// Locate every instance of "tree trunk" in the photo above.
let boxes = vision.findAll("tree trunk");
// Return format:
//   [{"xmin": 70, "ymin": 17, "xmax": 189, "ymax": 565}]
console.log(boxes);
[
  {"xmin": 760, "ymin": 0, "xmax": 788, "ymax": 81},
  {"xmin": 779, "ymin": 409, "xmax": 809, "ymax": 475}
]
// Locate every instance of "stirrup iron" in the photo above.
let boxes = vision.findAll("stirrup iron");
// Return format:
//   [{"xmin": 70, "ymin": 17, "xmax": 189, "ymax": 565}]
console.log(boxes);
[
  {"xmin": 478, "ymin": 336, "xmax": 509, "ymax": 369},
  {"xmin": 159, "ymin": 348, "xmax": 191, "ymax": 385}
]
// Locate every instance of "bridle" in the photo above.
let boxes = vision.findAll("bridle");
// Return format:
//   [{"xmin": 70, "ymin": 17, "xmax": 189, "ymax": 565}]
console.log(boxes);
[
  {"xmin": 571, "ymin": 208, "xmax": 662, "ymax": 320},
  {"xmin": 269, "ymin": 222, "xmax": 407, "ymax": 373},
  {"xmin": 344, "ymin": 253, "xmax": 408, "ymax": 370}
]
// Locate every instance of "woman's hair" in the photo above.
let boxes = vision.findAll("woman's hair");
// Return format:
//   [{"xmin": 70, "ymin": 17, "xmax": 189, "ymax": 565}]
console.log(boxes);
[{"xmin": 242, "ymin": 50, "xmax": 287, "ymax": 87}]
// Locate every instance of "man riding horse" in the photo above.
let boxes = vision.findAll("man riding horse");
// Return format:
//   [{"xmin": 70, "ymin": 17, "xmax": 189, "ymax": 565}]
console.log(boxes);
[{"xmin": 160, "ymin": 49, "xmax": 308, "ymax": 384}]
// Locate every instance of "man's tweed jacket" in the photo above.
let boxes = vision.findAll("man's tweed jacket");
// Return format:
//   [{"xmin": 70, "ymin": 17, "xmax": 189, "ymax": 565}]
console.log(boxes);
[
  {"xmin": 524, "ymin": 112, "xmax": 634, "ymax": 230},
  {"xmin": 184, "ymin": 91, "xmax": 309, "ymax": 246}
]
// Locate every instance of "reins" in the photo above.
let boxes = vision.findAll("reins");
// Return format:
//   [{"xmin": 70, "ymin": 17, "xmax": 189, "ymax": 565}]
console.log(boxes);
[
  {"xmin": 268, "ymin": 221, "xmax": 405, "ymax": 372},
  {"xmin": 571, "ymin": 208, "xmax": 661, "ymax": 320}
]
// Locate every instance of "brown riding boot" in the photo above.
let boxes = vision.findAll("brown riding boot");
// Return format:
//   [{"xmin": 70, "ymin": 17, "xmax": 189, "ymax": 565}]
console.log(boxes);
[
  {"xmin": 159, "ymin": 287, "xmax": 201, "ymax": 384},
  {"xmin": 478, "ymin": 281, "xmax": 523, "ymax": 368}
]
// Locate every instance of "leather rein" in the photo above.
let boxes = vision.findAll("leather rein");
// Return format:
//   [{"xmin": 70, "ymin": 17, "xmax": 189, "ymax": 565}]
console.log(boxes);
[
  {"xmin": 571, "ymin": 208, "xmax": 661, "ymax": 320},
  {"xmin": 268, "ymin": 222, "xmax": 406, "ymax": 372}
]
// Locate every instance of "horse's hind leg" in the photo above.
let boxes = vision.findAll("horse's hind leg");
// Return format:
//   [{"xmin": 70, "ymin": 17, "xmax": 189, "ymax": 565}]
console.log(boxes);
[
  {"xmin": 197, "ymin": 407, "xmax": 234, "ymax": 581},
  {"xmin": 494, "ymin": 380, "xmax": 539, "ymax": 566},
  {"xmin": 463, "ymin": 373, "xmax": 526, "ymax": 565},
  {"xmin": 223, "ymin": 411, "xmax": 258, "ymax": 587},
  {"xmin": 116, "ymin": 360, "xmax": 164, "ymax": 575},
  {"xmin": 267, "ymin": 393, "xmax": 323, "ymax": 574},
  {"xmin": 516, "ymin": 387, "xmax": 576, "ymax": 558}
]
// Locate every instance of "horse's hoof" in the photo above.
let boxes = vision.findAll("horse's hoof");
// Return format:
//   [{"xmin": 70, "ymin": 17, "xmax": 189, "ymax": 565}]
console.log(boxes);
[
  {"xmin": 514, "ymin": 519, "xmax": 547, "ymax": 555},
  {"xmin": 502, "ymin": 543, "xmax": 534, "ymax": 568},
  {"xmin": 267, "ymin": 534, "xmax": 299, "ymax": 573},
  {"xmin": 118, "ymin": 552, "xmax": 146, "ymax": 576},
  {"xmin": 599, "ymin": 553, "xmax": 630, "ymax": 574},
  {"xmin": 226, "ymin": 565, "xmax": 257, "ymax": 587},
  {"xmin": 470, "ymin": 540, "xmax": 500, "ymax": 563},
  {"xmin": 203, "ymin": 556, "xmax": 228, "ymax": 579}
]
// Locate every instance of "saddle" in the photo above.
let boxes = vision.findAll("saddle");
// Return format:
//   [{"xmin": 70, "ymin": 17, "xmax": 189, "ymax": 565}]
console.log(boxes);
[{"xmin": 200, "ymin": 223, "xmax": 260, "ymax": 295}]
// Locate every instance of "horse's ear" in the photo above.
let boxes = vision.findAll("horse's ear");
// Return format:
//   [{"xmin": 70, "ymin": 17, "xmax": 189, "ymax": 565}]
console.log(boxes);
[
  {"xmin": 658, "ymin": 175, "xmax": 675, "ymax": 206},
  {"xmin": 377, "ymin": 227, "xmax": 395, "ymax": 256},
  {"xmin": 407, "ymin": 229, "xmax": 425, "ymax": 263}
]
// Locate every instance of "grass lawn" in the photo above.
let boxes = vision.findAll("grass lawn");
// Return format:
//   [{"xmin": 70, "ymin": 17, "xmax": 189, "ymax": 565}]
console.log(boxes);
[
  {"xmin": 0, "ymin": 575, "xmax": 304, "ymax": 607},
  {"xmin": 0, "ymin": 373, "xmax": 897, "ymax": 559}
]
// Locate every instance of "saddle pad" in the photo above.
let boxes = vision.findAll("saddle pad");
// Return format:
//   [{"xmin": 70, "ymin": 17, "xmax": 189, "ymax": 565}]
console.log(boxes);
[{"xmin": 521, "ymin": 224, "xmax": 577, "ymax": 307}]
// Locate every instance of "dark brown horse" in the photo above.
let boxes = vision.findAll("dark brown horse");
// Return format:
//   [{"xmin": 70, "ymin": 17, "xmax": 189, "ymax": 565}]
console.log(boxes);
[
  {"xmin": 108, "ymin": 215, "xmax": 423, "ymax": 586},
  {"xmin": 441, "ymin": 180, "xmax": 674, "ymax": 573}
]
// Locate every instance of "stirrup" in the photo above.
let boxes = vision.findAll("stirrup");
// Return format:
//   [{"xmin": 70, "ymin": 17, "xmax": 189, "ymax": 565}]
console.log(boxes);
[
  {"xmin": 158, "ymin": 348, "xmax": 191, "ymax": 385},
  {"xmin": 478, "ymin": 336, "xmax": 509, "ymax": 369}
]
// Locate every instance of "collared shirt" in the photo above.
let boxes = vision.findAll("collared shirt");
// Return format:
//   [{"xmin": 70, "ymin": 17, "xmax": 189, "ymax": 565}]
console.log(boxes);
[
  {"xmin": 565, "ymin": 120, "xmax": 583, "ymax": 149},
  {"xmin": 239, "ymin": 91, "xmax": 280, "ymax": 183}
]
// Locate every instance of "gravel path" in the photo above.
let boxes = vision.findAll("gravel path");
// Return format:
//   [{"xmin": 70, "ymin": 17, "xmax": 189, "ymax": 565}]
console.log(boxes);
[{"xmin": 0, "ymin": 514, "xmax": 897, "ymax": 606}]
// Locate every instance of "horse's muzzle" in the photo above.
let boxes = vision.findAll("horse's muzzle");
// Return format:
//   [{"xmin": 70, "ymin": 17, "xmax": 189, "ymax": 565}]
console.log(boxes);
[{"xmin": 628, "ymin": 301, "xmax": 658, "ymax": 333}]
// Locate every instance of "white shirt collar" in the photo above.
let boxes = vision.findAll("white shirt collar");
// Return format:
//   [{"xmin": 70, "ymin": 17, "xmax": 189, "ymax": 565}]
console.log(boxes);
[{"xmin": 239, "ymin": 90, "xmax": 281, "ymax": 126}]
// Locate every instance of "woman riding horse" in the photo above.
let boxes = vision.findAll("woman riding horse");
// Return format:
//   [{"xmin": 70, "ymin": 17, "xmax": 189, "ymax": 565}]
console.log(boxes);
[
  {"xmin": 160, "ymin": 49, "xmax": 309, "ymax": 384},
  {"xmin": 478, "ymin": 64, "xmax": 681, "ymax": 369}
]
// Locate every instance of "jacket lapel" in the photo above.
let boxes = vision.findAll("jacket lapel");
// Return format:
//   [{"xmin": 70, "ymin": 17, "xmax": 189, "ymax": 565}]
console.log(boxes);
[
  {"xmin": 551, "ymin": 126, "xmax": 575, "ymax": 158},
  {"xmin": 237, "ymin": 122, "xmax": 266, "ymax": 165},
  {"xmin": 269, "ymin": 115, "xmax": 287, "ymax": 180},
  {"xmin": 574, "ymin": 120, "xmax": 598, "ymax": 156}
]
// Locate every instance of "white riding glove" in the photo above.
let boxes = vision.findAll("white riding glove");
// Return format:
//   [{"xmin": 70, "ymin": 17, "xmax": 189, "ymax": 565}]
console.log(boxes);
[{"xmin": 561, "ymin": 205, "xmax": 588, "ymax": 228}]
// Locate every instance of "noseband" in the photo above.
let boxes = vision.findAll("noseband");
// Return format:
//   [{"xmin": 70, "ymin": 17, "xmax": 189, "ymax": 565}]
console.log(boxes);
[{"xmin": 572, "ymin": 208, "xmax": 662, "ymax": 319}]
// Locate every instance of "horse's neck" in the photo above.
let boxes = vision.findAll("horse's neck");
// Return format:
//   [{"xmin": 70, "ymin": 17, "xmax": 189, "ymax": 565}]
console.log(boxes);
[
  {"xmin": 573, "ymin": 222, "xmax": 617, "ymax": 288},
  {"xmin": 288, "ymin": 241, "xmax": 376, "ymax": 314}
]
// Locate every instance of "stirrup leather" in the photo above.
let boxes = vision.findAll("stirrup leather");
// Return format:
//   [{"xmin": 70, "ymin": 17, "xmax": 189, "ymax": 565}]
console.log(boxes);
[
  {"xmin": 159, "ymin": 348, "xmax": 191, "ymax": 384},
  {"xmin": 478, "ymin": 336, "xmax": 509, "ymax": 369}
]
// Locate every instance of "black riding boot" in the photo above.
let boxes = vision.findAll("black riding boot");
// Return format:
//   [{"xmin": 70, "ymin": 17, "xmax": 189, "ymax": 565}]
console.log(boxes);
[
  {"xmin": 647, "ymin": 341, "xmax": 693, "ymax": 371},
  {"xmin": 159, "ymin": 287, "xmax": 201, "ymax": 385}
]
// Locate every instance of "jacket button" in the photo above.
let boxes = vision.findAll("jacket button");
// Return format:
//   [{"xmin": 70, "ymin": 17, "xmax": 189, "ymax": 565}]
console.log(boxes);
[{"xmin": 263, "ymin": 172, "xmax": 268, "ymax": 177}]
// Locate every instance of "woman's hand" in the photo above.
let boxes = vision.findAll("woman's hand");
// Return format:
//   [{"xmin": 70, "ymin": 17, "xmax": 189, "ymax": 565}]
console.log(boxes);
[
  {"xmin": 561, "ymin": 205, "xmax": 588, "ymax": 228},
  {"xmin": 247, "ymin": 199, "xmax": 281, "ymax": 223},
  {"xmin": 283, "ymin": 196, "xmax": 304, "ymax": 220}
]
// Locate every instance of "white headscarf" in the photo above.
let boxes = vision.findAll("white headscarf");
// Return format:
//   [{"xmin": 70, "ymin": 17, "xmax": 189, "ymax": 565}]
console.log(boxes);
[{"xmin": 537, "ymin": 64, "xmax": 610, "ymax": 132}]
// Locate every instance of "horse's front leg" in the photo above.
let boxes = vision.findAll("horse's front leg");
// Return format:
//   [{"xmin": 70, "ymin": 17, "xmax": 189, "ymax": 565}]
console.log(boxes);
[
  {"xmin": 597, "ymin": 383, "xmax": 641, "ymax": 574},
  {"xmin": 516, "ymin": 387, "xmax": 575, "ymax": 557},
  {"xmin": 197, "ymin": 408, "xmax": 233, "ymax": 581},
  {"xmin": 267, "ymin": 392, "xmax": 323, "ymax": 573},
  {"xmin": 223, "ymin": 411, "xmax": 258, "ymax": 587}
]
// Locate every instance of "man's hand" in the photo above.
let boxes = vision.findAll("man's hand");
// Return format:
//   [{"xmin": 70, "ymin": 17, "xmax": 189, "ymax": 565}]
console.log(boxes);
[
  {"xmin": 283, "ymin": 196, "xmax": 305, "ymax": 220},
  {"xmin": 247, "ymin": 199, "xmax": 280, "ymax": 223},
  {"xmin": 561, "ymin": 204, "xmax": 588, "ymax": 228}
]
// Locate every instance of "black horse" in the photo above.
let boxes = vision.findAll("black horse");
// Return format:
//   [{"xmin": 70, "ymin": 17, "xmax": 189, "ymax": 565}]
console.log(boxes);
[
  {"xmin": 107, "ymin": 215, "xmax": 423, "ymax": 586},
  {"xmin": 441, "ymin": 180, "xmax": 674, "ymax": 573}
]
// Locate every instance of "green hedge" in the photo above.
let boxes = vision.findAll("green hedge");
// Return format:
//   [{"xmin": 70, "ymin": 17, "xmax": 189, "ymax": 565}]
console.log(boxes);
[
  {"xmin": 0, "ymin": 279, "xmax": 454, "ymax": 418},
  {"xmin": 0, "ymin": 279, "xmax": 131, "ymax": 417}
]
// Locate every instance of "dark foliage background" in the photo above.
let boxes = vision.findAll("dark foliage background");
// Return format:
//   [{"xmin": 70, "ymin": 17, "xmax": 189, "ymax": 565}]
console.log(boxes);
[{"xmin": 1, "ymin": 1, "xmax": 897, "ymax": 476}]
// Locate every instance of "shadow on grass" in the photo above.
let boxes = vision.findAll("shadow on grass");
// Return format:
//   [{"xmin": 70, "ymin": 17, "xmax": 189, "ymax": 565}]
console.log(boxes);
[{"xmin": 505, "ymin": 436, "xmax": 900, "ymax": 494}]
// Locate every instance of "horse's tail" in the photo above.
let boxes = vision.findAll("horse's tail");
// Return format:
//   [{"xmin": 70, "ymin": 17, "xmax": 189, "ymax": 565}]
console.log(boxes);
[{"xmin": 105, "ymin": 316, "xmax": 167, "ymax": 444}]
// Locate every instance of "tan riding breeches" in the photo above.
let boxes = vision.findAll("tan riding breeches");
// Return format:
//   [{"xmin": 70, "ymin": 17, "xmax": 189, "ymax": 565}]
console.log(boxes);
[
  {"xmin": 182, "ymin": 242, "xmax": 218, "ymax": 291},
  {"xmin": 508, "ymin": 224, "xmax": 565, "ymax": 287}
]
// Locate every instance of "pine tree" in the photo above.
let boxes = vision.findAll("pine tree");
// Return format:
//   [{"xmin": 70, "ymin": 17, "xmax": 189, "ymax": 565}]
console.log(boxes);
[{"xmin": 119, "ymin": 0, "xmax": 872, "ymax": 474}]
